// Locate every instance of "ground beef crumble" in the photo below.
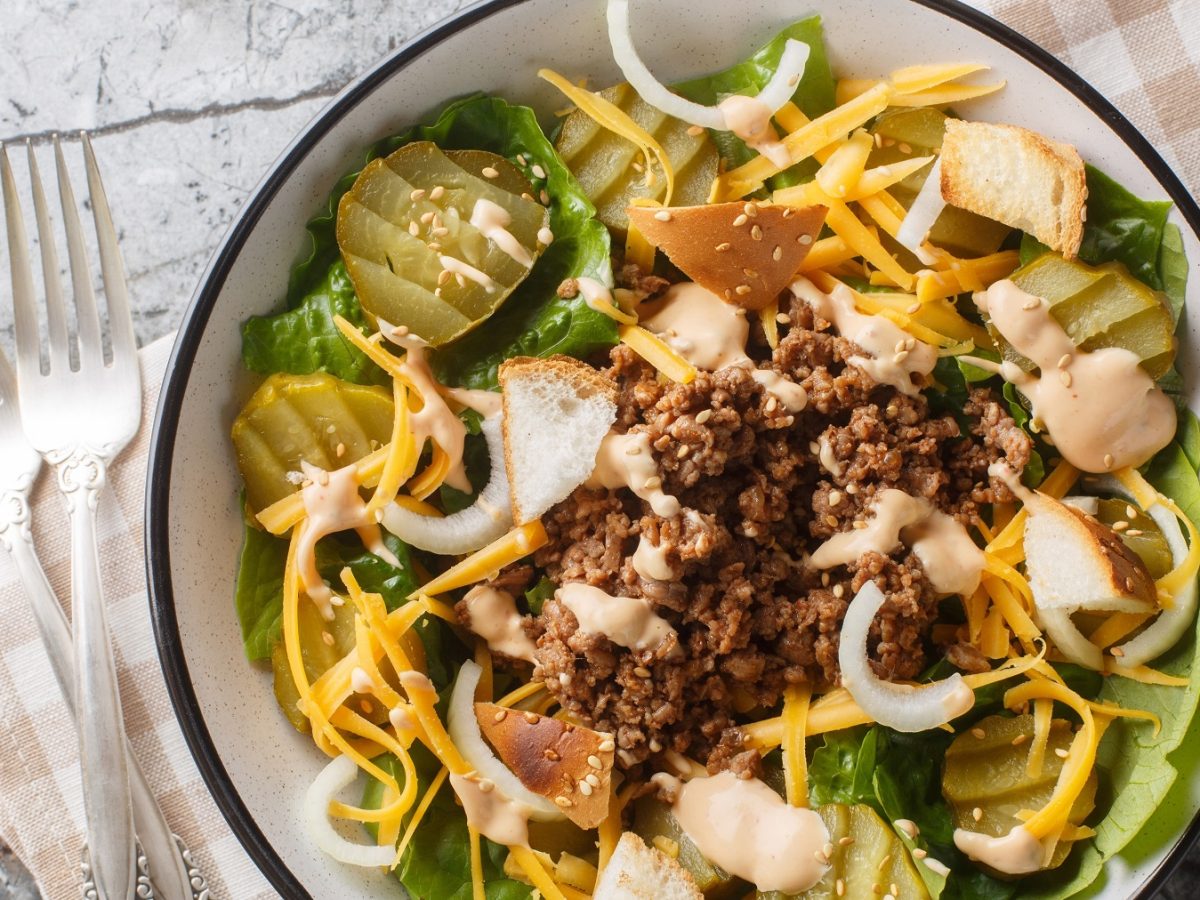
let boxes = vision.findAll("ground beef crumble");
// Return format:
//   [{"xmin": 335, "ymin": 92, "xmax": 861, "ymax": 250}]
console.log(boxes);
[{"xmin": 491, "ymin": 287, "xmax": 1031, "ymax": 772}]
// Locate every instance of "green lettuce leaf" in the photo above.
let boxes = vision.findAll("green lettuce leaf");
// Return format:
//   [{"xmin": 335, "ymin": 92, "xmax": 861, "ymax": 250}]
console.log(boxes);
[
  {"xmin": 673, "ymin": 17, "xmax": 836, "ymax": 188},
  {"xmin": 808, "ymin": 726, "xmax": 879, "ymax": 808},
  {"xmin": 1159, "ymin": 222, "xmax": 1188, "ymax": 324},
  {"xmin": 364, "ymin": 747, "xmax": 532, "ymax": 900},
  {"xmin": 241, "ymin": 260, "xmax": 388, "ymax": 385}
]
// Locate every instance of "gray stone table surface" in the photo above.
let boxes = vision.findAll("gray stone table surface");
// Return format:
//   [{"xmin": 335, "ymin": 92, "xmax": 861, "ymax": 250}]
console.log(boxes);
[{"xmin": 0, "ymin": 0, "xmax": 1198, "ymax": 898}]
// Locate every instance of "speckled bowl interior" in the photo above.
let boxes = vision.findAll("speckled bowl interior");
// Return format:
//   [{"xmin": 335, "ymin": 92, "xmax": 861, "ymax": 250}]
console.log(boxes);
[{"xmin": 147, "ymin": 0, "xmax": 1200, "ymax": 897}]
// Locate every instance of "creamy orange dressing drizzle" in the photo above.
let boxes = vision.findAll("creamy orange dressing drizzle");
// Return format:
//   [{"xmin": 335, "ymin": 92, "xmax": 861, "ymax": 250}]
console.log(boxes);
[
  {"xmin": 977, "ymin": 280, "xmax": 1175, "ymax": 472},
  {"xmin": 663, "ymin": 771, "xmax": 830, "ymax": 893},
  {"xmin": 557, "ymin": 582, "xmax": 676, "ymax": 651},
  {"xmin": 296, "ymin": 461, "xmax": 399, "ymax": 619},
  {"xmin": 954, "ymin": 824, "xmax": 1045, "ymax": 875},
  {"xmin": 462, "ymin": 585, "xmax": 539, "ymax": 663},
  {"xmin": 632, "ymin": 533, "xmax": 679, "ymax": 582},
  {"xmin": 817, "ymin": 434, "xmax": 843, "ymax": 478},
  {"xmin": 449, "ymin": 773, "xmax": 532, "ymax": 847},
  {"xmin": 641, "ymin": 282, "xmax": 808, "ymax": 411},
  {"xmin": 587, "ymin": 430, "xmax": 681, "ymax": 517},
  {"xmin": 439, "ymin": 254, "xmax": 498, "ymax": 293},
  {"xmin": 576, "ymin": 276, "xmax": 618, "ymax": 314},
  {"xmin": 469, "ymin": 198, "xmax": 534, "ymax": 267},
  {"xmin": 792, "ymin": 277, "xmax": 937, "ymax": 397},
  {"xmin": 718, "ymin": 94, "xmax": 792, "ymax": 169},
  {"xmin": 810, "ymin": 488, "xmax": 983, "ymax": 595}
]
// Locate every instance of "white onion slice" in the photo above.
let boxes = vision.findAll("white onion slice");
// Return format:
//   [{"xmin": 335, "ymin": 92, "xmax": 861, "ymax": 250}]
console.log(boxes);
[
  {"xmin": 447, "ymin": 661, "xmax": 563, "ymax": 821},
  {"xmin": 839, "ymin": 581, "xmax": 975, "ymax": 732},
  {"xmin": 1060, "ymin": 495, "xmax": 1100, "ymax": 516},
  {"xmin": 1090, "ymin": 477, "xmax": 1197, "ymax": 669},
  {"xmin": 304, "ymin": 754, "xmax": 395, "ymax": 868},
  {"xmin": 1037, "ymin": 607, "xmax": 1103, "ymax": 670},
  {"xmin": 607, "ymin": 0, "xmax": 808, "ymax": 132},
  {"xmin": 380, "ymin": 413, "xmax": 512, "ymax": 555},
  {"xmin": 895, "ymin": 158, "xmax": 944, "ymax": 266}
]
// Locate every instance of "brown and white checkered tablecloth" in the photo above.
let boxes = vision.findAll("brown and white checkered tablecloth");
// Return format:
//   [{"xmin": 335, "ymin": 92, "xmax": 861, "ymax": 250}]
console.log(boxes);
[{"xmin": 0, "ymin": 3, "xmax": 1195, "ymax": 900}]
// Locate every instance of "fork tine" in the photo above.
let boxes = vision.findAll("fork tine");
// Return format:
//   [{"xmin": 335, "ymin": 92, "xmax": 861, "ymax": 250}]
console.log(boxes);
[
  {"xmin": 53, "ymin": 135, "xmax": 104, "ymax": 371},
  {"xmin": 26, "ymin": 141, "xmax": 72, "ymax": 372},
  {"xmin": 82, "ymin": 133, "xmax": 136, "ymax": 364},
  {"xmin": 0, "ymin": 342, "xmax": 20, "ymax": 427},
  {"xmin": 1, "ymin": 142, "xmax": 46, "ymax": 383}
]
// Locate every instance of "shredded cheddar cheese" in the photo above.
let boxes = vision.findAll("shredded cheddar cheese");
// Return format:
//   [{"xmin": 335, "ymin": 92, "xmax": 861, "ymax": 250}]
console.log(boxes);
[
  {"xmin": 618, "ymin": 323, "xmax": 699, "ymax": 384},
  {"xmin": 410, "ymin": 520, "xmax": 548, "ymax": 599},
  {"xmin": 782, "ymin": 684, "xmax": 812, "ymax": 807}
]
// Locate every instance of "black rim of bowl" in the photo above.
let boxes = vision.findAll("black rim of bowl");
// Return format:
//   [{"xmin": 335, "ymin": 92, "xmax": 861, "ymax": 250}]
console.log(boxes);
[{"xmin": 146, "ymin": 0, "xmax": 1200, "ymax": 896}]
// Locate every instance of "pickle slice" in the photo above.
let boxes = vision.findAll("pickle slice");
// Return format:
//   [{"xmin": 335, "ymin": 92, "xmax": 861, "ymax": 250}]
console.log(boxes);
[
  {"xmin": 232, "ymin": 372, "xmax": 394, "ymax": 512},
  {"xmin": 999, "ymin": 253, "xmax": 1177, "ymax": 379},
  {"xmin": 555, "ymin": 82, "xmax": 719, "ymax": 235},
  {"xmin": 337, "ymin": 142, "xmax": 549, "ymax": 345},
  {"xmin": 271, "ymin": 596, "xmax": 356, "ymax": 731},
  {"xmin": 759, "ymin": 804, "xmax": 928, "ymax": 900},
  {"xmin": 632, "ymin": 795, "xmax": 743, "ymax": 897},
  {"xmin": 942, "ymin": 714, "xmax": 1096, "ymax": 874},
  {"xmin": 868, "ymin": 108, "xmax": 1011, "ymax": 258},
  {"xmin": 1095, "ymin": 498, "xmax": 1174, "ymax": 578}
]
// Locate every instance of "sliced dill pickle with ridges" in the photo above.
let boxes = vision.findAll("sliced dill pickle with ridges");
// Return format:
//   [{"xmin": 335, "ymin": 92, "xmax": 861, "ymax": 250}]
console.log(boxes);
[
  {"xmin": 1096, "ymin": 498, "xmax": 1174, "ymax": 578},
  {"xmin": 555, "ymin": 82, "xmax": 718, "ymax": 235},
  {"xmin": 272, "ymin": 595, "xmax": 356, "ymax": 731},
  {"xmin": 632, "ymin": 795, "xmax": 743, "ymax": 897},
  {"xmin": 446, "ymin": 149, "xmax": 535, "ymax": 198},
  {"xmin": 337, "ymin": 142, "xmax": 548, "ymax": 345},
  {"xmin": 232, "ymin": 372, "xmax": 394, "ymax": 512},
  {"xmin": 942, "ymin": 714, "xmax": 1096, "ymax": 873},
  {"xmin": 1001, "ymin": 253, "xmax": 1177, "ymax": 380},
  {"xmin": 759, "ymin": 804, "xmax": 927, "ymax": 900}
]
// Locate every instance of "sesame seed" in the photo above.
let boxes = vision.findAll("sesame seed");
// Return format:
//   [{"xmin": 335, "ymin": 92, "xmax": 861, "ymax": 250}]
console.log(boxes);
[
  {"xmin": 420, "ymin": 211, "xmax": 435, "ymax": 224},
  {"xmin": 833, "ymin": 584, "xmax": 845, "ymax": 599},
  {"xmin": 1113, "ymin": 520, "xmax": 1129, "ymax": 531},
  {"xmin": 321, "ymin": 631, "xmax": 335, "ymax": 646},
  {"xmin": 433, "ymin": 226, "xmax": 450, "ymax": 237},
  {"xmin": 481, "ymin": 166, "xmax": 500, "ymax": 179},
  {"xmin": 891, "ymin": 885, "xmax": 899, "ymax": 898},
  {"xmin": 521, "ymin": 192, "xmax": 535, "ymax": 202},
  {"xmin": 478, "ymin": 779, "xmax": 495, "ymax": 793},
  {"xmin": 1022, "ymin": 298, "xmax": 1040, "ymax": 311},
  {"xmin": 586, "ymin": 773, "xmax": 601, "ymax": 787},
  {"xmin": 751, "ymin": 224, "xmax": 763, "ymax": 241},
  {"xmin": 765, "ymin": 397, "xmax": 779, "ymax": 413},
  {"xmin": 578, "ymin": 781, "xmax": 594, "ymax": 796},
  {"xmin": 777, "ymin": 312, "xmax": 792, "ymax": 324},
  {"xmin": 531, "ymin": 164, "xmax": 547, "ymax": 179},
  {"xmin": 587, "ymin": 754, "xmax": 603, "ymax": 769},
  {"xmin": 1058, "ymin": 353, "xmax": 1072, "ymax": 369},
  {"xmin": 644, "ymin": 476, "xmax": 662, "ymax": 490},
  {"xmin": 676, "ymin": 444, "xmax": 689, "ymax": 459},
  {"xmin": 1111, "ymin": 646, "xmax": 1126, "ymax": 657},
  {"xmin": 829, "ymin": 490, "xmax": 844, "ymax": 507},
  {"xmin": 1059, "ymin": 370, "xmax": 1073, "ymax": 388},
  {"xmin": 814, "ymin": 850, "xmax": 828, "ymax": 864},
  {"xmin": 1125, "ymin": 504, "xmax": 1139, "ymax": 519},
  {"xmin": 735, "ymin": 284, "xmax": 753, "ymax": 296},
  {"xmin": 540, "ymin": 189, "xmax": 550, "ymax": 204},
  {"xmin": 430, "ymin": 185, "xmax": 445, "ymax": 200},
  {"xmin": 493, "ymin": 709, "xmax": 507, "ymax": 723},
  {"xmin": 686, "ymin": 124, "xmax": 705, "ymax": 136},
  {"xmin": 907, "ymin": 302, "xmax": 921, "ymax": 314},
  {"xmin": 972, "ymin": 807, "xmax": 983, "ymax": 822},
  {"xmin": 733, "ymin": 213, "xmax": 749, "ymax": 227},
  {"xmin": 972, "ymin": 727, "xmax": 986, "ymax": 739},
  {"xmin": 336, "ymin": 442, "xmax": 345, "ymax": 458},
  {"xmin": 742, "ymin": 267, "xmax": 758, "ymax": 278},
  {"xmin": 839, "ymin": 836, "xmax": 854, "ymax": 846},
  {"xmin": 879, "ymin": 854, "xmax": 892, "ymax": 871},
  {"xmin": 845, "ymin": 483, "xmax": 858, "ymax": 495},
  {"xmin": 899, "ymin": 142, "xmax": 913, "ymax": 154},
  {"xmin": 895, "ymin": 339, "xmax": 907, "ymax": 353},
  {"xmin": 821, "ymin": 572, "xmax": 831, "ymax": 586},
  {"xmin": 744, "ymin": 202, "xmax": 758, "ymax": 218},
  {"xmin": 772, "ymin": 245, "xmax": 783, "ymax": 261},
  {"xmin": 825, "ymin": 515, "xmax": 839, "ymax": 528},
  {"xmin": 654, "ymin": 209, "xmax": 672, "ymax": 222},
  {"xmin": 695, "ymin": 409, "xmax": 712, "ymax": 424},
  {"xmin": 409, "ymin": 188, "xmax": 427, "ymax": 201},
  {"xmin": 715, "ymin": 242, "xmax": 732, "ymax": 252},
  {"xmin": 853, "ymin": 520, "xmax": 868, "ymax": 530},
  {"xmin": 799, "ymin": 233, "xmax": 813, "ymax": 245},
  {"xmin": 455, "ymin": 273, "xmax": 466, "ymax": 287},
  {"xmin": 438, "ymin": 269, "xmax": 452, "ymax": 286},
  {"xmin": 634, "ymin": 666, "xmax": 652, "ymax": 678},
  {"xmin": 1104, "ymin": 453, "xmax": 1115, "ymax": 469},
  {"xmin": 555, "ymin": 796, "xmax": 573, "ymax": 808},
  {"xmin": 544, "ymin": 748, "xmax": 560, "ymax": 761},
  {"xmin": 893, "ymin": 350, "xmax": 909, "ymax": 364},
  {"xmin": 599, "ymin": 739, "xmax": 616, "ymax": 752},
  {"xmin": 1055, "ymin": 747, "xmax": 1069, "ymax": 759},
  {"xmin": 914, "ymin": 848, "xmax": 927, "ymax": 859},
  {"xmin": 408, "ymin": 221, "xmax": 420, "ymax": 236},
  {"xmin": 1012, "ymin": 733, "xmax": 1028, "ymax": 746},
  {"xmin": 837, "ymin": 879, "xmax": 846, "ymax": 897},
  {"xmin": 824, "ymin": 842, "xmax": 835, "ymax": 859}
]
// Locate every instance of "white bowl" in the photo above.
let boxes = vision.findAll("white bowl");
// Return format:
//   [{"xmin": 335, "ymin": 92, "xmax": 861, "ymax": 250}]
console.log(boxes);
[{"xmin": 147, "ymin": 0, "xmax": 1200, "ymax": 896}]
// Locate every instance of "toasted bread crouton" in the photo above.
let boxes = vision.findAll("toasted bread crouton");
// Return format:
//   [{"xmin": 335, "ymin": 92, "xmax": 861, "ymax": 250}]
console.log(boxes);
[
  {"xmin": 627, "ymin": 201, "xmax": 827, "ymax": 310},
  {"xmin": 1024, "ymin": 491, "xmax": 1156, "ymax": 613},
  {"xmin": 475, "ymin": 702, "xmax": 615, "ymax": 829},
  {"xmin": 498, "ymin": 355, "xmax": 617, "ymax": 524},
  {"xmin": 940, "ymin": 119, "xmax": 1087, "ymax": 257},
  {"xmin": 593, "ymin": 832, "xmax": 704, "ymax": 900}
]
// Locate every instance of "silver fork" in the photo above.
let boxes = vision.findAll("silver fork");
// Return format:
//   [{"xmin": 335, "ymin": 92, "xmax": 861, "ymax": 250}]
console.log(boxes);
[{"xmin": 0, "ymin": 136, "xmax": 205, "ymax": 900}]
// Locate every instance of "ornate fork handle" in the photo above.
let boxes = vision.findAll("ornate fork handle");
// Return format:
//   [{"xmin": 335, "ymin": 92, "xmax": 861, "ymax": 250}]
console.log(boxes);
[{"xmin": 53, "ymin": 445, "xmax": 138, "ymax": 900}]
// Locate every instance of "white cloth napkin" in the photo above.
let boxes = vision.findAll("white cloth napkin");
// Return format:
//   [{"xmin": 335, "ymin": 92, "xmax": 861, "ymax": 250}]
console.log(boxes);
[{"xmin": 0, "ymin": 335, "xmax": 273, "ymax": 899}]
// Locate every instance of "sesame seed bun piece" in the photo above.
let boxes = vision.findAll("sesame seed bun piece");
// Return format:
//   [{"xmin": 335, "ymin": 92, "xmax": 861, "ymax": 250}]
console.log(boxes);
[
  {"xmin": 627, "ymin": 201, "xmax": 828, "ymax": 311},
  {"xmin": 475, "ymin": 701, "xmax": 615, "ymax": 829},
  {"xmin": 498, "ymin": 355, "xmax": 618, "ymax": 525},
  {"xmin": 940, "ymin": 119, "xmax": 1087, "ymax": 258}
]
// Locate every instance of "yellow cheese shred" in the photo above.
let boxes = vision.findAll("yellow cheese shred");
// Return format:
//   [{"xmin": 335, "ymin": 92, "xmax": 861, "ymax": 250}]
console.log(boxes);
[
  {"xmin": 797, "ymin": 235, "xmax": 856, "ymax": 272},
  {"xmin": 626, "ymin": 197, "xmax": 662, "ymax": 273},
  {"xmin": 792, "ymin": 183, "xmax": 915, "ymax": 290},
  {"xmin": 509, "ymin": 845, "xmax": 568, "ymax": 900},
  {"xmin": 402, "ymin": 671, "xmax": 470, "ymax": 775},
  {"xmin": 410, "ymin": 520, "xmax": 549, "ymax": 599},
  {"xmin": 743, "ymin": 688, "xmax": 873, "ymax": 750},
  {"xmin": 1105, "ymin": 663, "xmax": 1189, "ymax": 687},
  {"xmin": 393, "ymin": 766, "xmax": 448, "ymax": 867},
  {"xmin": 915, "ymin": 251, "xmax": 1021, "ymax": 304},
  {"xmin": 979, "ymin": 609, "xmax": 1010, "ymax": 659},
  {"xmin": 468, "ymin": 825, "xmax": 486, "ymax": 900},
  {"xmin": 890, "ymin": 62, "xmax": 992, "ymax": 93},
  {"xmin": 807, "ymin": 271, "xmax": 956, "ymax": 348},
  {"xmin": 618, "ymin": 323, "xmax": 698, "ymax": 384},
  {"xmin": 497, "ymin": 680, "xmax": 548, "ymax": 709},
  {"xmin": 835, "ymin": 77, "xmax": 1005, "ymax": 107},
  {"xmin": 815, "ymin": 128, "xmax": 874, "ymax": 198},
  {"xmin": 257, "ymin": 444, "xmax": 390, "ymax": 535},
  {"xmin": 1027, "ymin": 698, "xmax": 1053, "ymax": 779},
  {"xmin": 1089, "ymin": 612, "xmax": 1151, "ymax": 649},
  {"xmin": 368, "ymin": 379, "xmax": 417, "ymax": 514},
  {"xmin": 1115, "ymin": 467, "xmax": 1200, "ymax": 601},
  {"xmin": 714, "ymin": 83, "xmax": 893, "ymax": 200},
  {"xmin": 597, "ymin": 782, "xmax": 638, "ymax": 877},
  {"xmin": 538, "ymin": 68, "xmax": 674, "ymax": 205},
  {"xmin": 760, "ymin": 297, "xmax": 780, "ymax": 350},
  {"xmin": 846, "ymin": 155, "xmax": 936, "ymax": 201},
  {"xmin": 1003, "ymin": 679, "xmax": 1096, "ymax": 841},
  {"xmin": 408, "ymin": 443, "xmax": 453, "ymax": 501},
  {"xmin": 782, "ymin": 684, "xmax": 812, "ymax": 807}
]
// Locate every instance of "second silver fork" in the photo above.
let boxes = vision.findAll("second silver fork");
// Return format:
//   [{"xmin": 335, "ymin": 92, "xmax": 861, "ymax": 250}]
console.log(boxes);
[{"xmin": 1, "ymin": 137, "xmax": 203, "ymax": 900}]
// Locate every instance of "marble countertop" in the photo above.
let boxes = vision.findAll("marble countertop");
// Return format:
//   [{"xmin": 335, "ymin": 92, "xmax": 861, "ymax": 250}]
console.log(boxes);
[{"xmin": 0, "ymin": 1, "xmax": 1197, "ymax": 897}]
